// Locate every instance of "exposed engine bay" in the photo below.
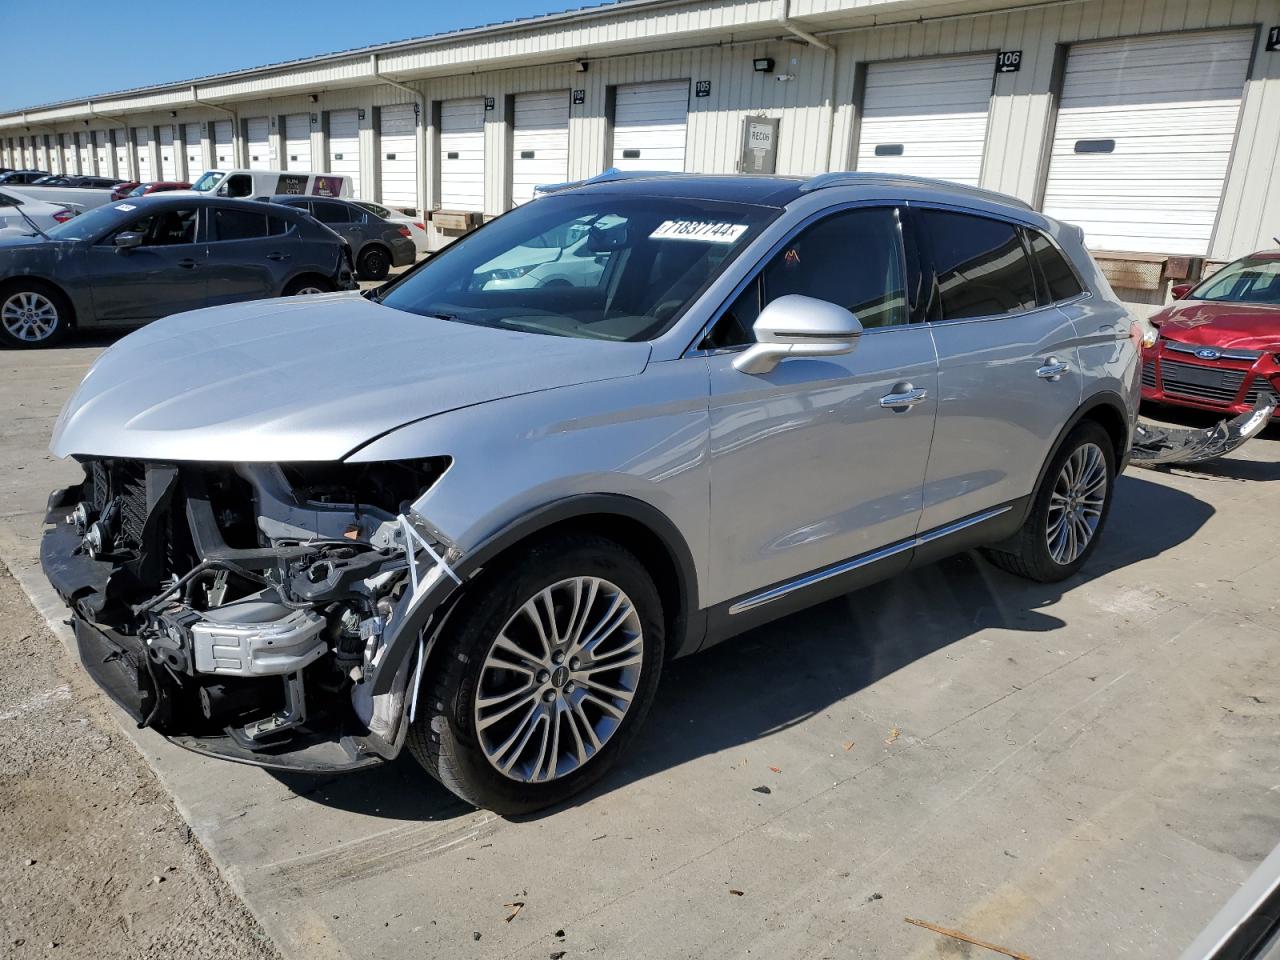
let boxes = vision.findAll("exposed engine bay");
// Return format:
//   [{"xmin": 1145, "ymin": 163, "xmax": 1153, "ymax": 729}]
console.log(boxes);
[{"xmin": 41, "ymin": 456, "xmax": 457, "ymax": 771}]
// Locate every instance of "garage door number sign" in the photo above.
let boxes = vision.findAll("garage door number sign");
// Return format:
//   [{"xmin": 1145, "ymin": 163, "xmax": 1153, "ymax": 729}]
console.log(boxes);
[
  {"xmin": 1267, "ymin": 26, "xmax": 1280, "ymax": 52},
  {"xmin": 996, "ymin": 50, "xmax": 1022, "ymax": 73}
]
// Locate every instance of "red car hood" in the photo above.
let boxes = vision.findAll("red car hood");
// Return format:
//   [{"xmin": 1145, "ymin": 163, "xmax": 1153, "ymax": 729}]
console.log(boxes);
[{"xmin": 1154, "ymin": 301, "xmax": 1280, "ymax": 352}]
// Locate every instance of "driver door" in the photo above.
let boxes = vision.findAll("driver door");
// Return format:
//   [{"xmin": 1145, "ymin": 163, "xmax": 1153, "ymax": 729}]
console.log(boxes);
[
  {"xmin": 704, "ymin": 205, "xmax": 939, "ymax": 610},
  {"xmin": 84, "ymin": 205, "xmax": 208, "ymax": 323}
]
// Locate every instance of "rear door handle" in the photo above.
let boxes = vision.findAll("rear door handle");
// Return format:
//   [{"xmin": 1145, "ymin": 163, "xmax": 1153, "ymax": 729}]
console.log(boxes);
[
  {"xmin": 1036, "ymin": 357, "xmax": 1070, "ymax": 381},
  {"xmin": 267, "ymin": 252, "xmax": 290, "ymax": 262},
  {"xmin": 177, "ymin": 259, "xmax": 197, "ymax": 269},
  {"xmin": 879, "ymin": 386, "xmax": 929, "ymax": 411}
]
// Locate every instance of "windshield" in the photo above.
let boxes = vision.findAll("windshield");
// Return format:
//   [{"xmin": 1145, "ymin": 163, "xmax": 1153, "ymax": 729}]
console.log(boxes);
[
  {"xmin": 44, "ymin": 202, "xmax": 130, "ymax": 242},
  {"xmin": 379, "ymin": 193, "xmax": 776, "ymax": 341},
  {"xmin": 191, "ymin": 171, "xmax": 225, "ymax": 193},
  {"xmin": 1189, "ymin": 257, "xmax": 1280, "ymax": 305}
]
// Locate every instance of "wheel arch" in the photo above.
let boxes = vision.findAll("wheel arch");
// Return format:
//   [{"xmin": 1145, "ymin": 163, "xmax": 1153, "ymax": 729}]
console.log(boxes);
[
  {"xmin": 1025, "ymin": 391, "xmax": 1132, "ymax": 523},
  {"xmin": 0, "ymin": 274, "xmax": 79, "ymax": 329}
]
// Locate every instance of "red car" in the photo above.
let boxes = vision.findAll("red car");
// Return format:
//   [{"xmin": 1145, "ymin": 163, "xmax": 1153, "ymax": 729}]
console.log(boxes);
[
  {"xmin": 120, "ymin": 181, "xmax": 192, "ymax": 199},
  {"xmin": 1141, "ymin": 250, "xmax": 1280, "ymax": 417},
  {"xmin": 109, "ymin": 181, "xmax": 140, "ymax": 200}
]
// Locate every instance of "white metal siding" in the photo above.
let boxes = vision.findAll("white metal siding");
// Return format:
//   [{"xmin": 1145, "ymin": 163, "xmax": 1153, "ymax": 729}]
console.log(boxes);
[
  {"xmin": 379, "ymin": 103, "xmax": 418, "ymax": 211},
  {"xmin": 1042, "ymin": 29, "xmax": 1253, "ymax": 256},
  {"xmin": 856, "ymin": 54, "xmax": 993, "ymax": 187},
  {"xmin": 245, "ymin": 117, "xmax": 270, "ymax": 170},
  {"xmin": 440, "ymin": 98, "xmax": 485, "ymax": 212},
  {"xmin": 77, "ymin": 132, "xmax": 93, "ymax": 174},
  {"xmin": 158, "ymin": 125, "xmax": 177, "ymax": 180},
  {"xmin": 327, "ymin": 109, "xmax": 361, "ymax": 197},
  {"xmin": 512, "ymin": 90, "xmax": 569, "ymax": 205},
  {"xmin": 185, "ymin": 122, "xmax": 203, "ymax": 180},
  {"xmin": 95, "ymin": 132, "xmax": 111, "ymax": 176},
  {"xmin": 612, "ymin": 80, "xmax": 689, "ymax": 172},
  {"xmin": 113, "ymin": 128, "xmax": 129, "ymax": 179},
  {"xmin": 213, "ymin": 120, "xmax": 234, "ymax": 170},
  {"xmin": 285, "ymin": 113, "xmax": 312, "ymax": 171},
  {"xmin": 132, "ymin": 128, "xmax": 151, "ymax": 181}
]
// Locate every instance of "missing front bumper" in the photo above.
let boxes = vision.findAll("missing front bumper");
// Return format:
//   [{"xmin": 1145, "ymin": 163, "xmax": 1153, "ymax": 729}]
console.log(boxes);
[{"xmin": 1131, "ymin": 398, "xmax": 1276, "ymax": 467}]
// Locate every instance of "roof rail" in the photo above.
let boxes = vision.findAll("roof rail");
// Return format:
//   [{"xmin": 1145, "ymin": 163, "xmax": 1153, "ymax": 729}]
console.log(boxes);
[
  {"xmin": 799, "ymin": 171, "xmax": 1034, "ymax": 211},
  {"xmin": 533, "ymin": 167, "xmax": 682, "ymax": 196}
]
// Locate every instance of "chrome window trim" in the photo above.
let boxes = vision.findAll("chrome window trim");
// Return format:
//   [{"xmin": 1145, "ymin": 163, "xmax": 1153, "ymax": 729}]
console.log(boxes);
[{"xmin": 727, "ymin": 504, "xmax": 1013, "ymax": 615}]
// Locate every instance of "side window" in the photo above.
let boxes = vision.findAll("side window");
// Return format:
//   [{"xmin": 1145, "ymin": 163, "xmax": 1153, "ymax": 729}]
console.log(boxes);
[
  {"xmin": 915, "ymin": 209, "xmax": 1038, "ymax": 320},
  {"xmin": 1026, "ymin": 229, "xmax": 1084, "ymax": 303},
  {"xmin": 211, "ymin": 208, "xmax": 269, "ymax": 242},
  {"xmin": 115, "ymin": 208, "xmax": 198, "ymax": 246},
  {"xmin": 220, "ymin": 174, "xmax": 253, "ymax": 198},
  {"xmin": 268, "ymin": 215, "xmax": 293, "ymax": 236},
  {"xmin": 312, "ymin": 200, "xmax": 351, "ymax": 225}
]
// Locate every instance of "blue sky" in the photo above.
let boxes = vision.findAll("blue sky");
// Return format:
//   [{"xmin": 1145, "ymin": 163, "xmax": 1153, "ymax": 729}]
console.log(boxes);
[{"xmin": 1, "ymin": 0, "xmax": 607, "ymax": 112}]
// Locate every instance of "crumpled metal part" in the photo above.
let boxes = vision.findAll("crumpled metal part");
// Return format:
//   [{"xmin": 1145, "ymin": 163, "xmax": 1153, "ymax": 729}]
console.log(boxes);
[{"xmin": 1130, "ymin": 397, "xmax": 1275, "ymax": 467}]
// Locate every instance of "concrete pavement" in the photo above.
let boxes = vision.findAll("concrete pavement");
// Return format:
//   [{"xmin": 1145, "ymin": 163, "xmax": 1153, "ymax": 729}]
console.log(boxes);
[{"xmin": 3, "ymin": 335, "xmax": 1279, "ymax": 959}]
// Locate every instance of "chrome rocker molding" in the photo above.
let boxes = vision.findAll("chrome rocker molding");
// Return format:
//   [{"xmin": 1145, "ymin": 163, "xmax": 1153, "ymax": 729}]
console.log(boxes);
[{"xmin": 728, "ymin": 505, "xmax": 1015, "ymax": 616}]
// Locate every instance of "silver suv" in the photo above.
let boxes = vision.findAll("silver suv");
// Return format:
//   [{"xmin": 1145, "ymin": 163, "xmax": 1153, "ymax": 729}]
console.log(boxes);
[{"xmin": 41, "ymin": 172, "xmax": 1139, "ymax": 813}]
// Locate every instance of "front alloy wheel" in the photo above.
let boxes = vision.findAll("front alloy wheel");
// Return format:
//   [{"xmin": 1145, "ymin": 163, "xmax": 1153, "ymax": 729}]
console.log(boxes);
[
  {"xmin": 1, "ymin": 288, "xmax": 66, "ymax": 347},
  {"xmin": 407, "ymin": 535, "xmax": 664, "ymax": 814}
]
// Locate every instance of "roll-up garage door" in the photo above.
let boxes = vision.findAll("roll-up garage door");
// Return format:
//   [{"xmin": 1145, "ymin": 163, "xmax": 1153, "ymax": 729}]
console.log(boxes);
[
  {"xmin": 379, "ymin": 104, "xmax": 418, "ymax": 211},
  {"xmin": 246, "ymin": 117, "xmax": 270, "ymax": 170},
  {"xmin": 78, "ymin": 132, "xmax": 94, "ymax": 174},
  {"xmin": 133, "ymin": 130, "xmax": 151, "ymax": 180},
  {"xmin": 440, "ymin": 98, "xmax": 485, "ymax": 211},
  {"xmin": 95, "ymin": 132, "xmax": 111, "ymax": 176},
  {"xmin": 213, "ymin": 120, "xmax": 234, "ymax": 170},
  {"xmin": 327, "ymin": 109, "xmax": 361, "ymax": 197},
  {"xmin": 856, "ymin": 54, "xmax": 992, "ymax": 187},
  {"xmin": 1041, "ymin": 30, "xmax": 1252, "ymax": 256},
  {"xmin": 612, "ymin": 80, "xmax": 689, "ymax": 172},
  {"xmin": 21, "ymin": 138, "xmax": 32, "ymax": 169},
  {"xmin": 184, "ymin": 123, "xmax": 203, "ymax": 181},
  {"xmin": 113, "ymin": 129, "xmax": 129, "ymax": 179},
  {"xmin": 512, "ymin": 90, "xmax": 569, "ymax": 205},
  {"xmin": 158, "ymin": 125, "xmax": 177, "ymax": 180},
  {"xmin": 285, "ymin": 113, "xmax": 312, "ymax": 171}
]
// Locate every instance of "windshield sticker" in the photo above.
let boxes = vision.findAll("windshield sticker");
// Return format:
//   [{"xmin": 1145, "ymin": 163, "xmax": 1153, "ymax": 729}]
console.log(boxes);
[
  {"xmin": 114, "ymin": 204, "xmax": 136, "ymax": 211},
  {"xmin": 649, "ymin": 220, "xmax": 748, "ymax": 244}
]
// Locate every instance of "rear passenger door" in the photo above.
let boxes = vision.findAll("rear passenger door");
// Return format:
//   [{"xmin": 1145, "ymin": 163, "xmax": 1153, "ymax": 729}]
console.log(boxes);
[
  {"xmin": 203, "ymin": 206, "xmax": 290, "ymax": 304},
  {"xmin": 910, "ymin": 206, "xmax": 1085, "ymax": 532}
]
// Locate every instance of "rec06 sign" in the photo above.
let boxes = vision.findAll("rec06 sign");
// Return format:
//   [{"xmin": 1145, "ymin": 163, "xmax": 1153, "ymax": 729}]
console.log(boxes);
[{"xmin": 996, "ymin": 50, "xmax": 1022, "ymax": 73}]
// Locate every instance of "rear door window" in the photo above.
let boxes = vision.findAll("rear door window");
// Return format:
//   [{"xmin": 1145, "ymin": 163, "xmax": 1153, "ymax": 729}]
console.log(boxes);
[
  {"xmin": 211, "ymin": 208, "xmax": 269, "ymax": 242},
  {"xmin": 914, "ymin": 209, "xmax": 1039, "ymax": 320},
  {"xmin": 312, "ymin": 200, "xmax": 353, "ymax": 225}
]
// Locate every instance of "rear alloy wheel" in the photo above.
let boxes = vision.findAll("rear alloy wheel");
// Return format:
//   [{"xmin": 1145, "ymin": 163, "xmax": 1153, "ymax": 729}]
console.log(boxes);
[
  {"xmin": 357, "ymin": 246, "xmax": 391, "ymax": 281},
  {"xmin": 282, "ymin": 277, "xmax": 335, "ymax": 297},
  {"xmin": 0, "ymin": 285, "xmax": 70, "ymax": 348},
  {"xmin": 983, "ymin": 420, "xmax": 1116, "ymax": 582},
  {"xmin": 407, "ymin": 535, "xmax": 664, "ymax": 814}
]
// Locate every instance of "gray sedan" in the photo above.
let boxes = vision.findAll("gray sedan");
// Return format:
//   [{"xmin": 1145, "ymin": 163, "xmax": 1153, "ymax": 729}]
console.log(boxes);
[
  {"xmin": 0, "ymin": 195, "xmax": 357, "ymax": 347},
  {"xmin": 267, "ymin": 195, "xmax": 417, "ymax": 280}
]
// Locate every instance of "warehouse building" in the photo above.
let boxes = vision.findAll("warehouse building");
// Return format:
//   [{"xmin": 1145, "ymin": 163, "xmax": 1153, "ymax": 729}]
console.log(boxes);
[{"xmin": 2, "ymin": 0, "xmax": 1279, "ymax": 313}]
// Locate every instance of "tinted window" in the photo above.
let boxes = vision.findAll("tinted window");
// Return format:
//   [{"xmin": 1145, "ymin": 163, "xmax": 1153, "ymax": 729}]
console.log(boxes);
[
  {"xmin": 761, "ymin": 207, "xmax": 907, "ymax": 330},
  {"xmin": 917, "ymin": 210, "xmax": 1038, "ymax": 320},
  {"xmin": 116, "ymin": 208, "xmax": 198, "ymax": 246},
  {"xmin": 222, "ymin": 174, "xmax": 253, "ymax": 198},
  {"xmin": 268, "ymin": 215, "xmax": 293, "ymax": 236},
  {"xmin": 1026, "ymin": 230, "xmax": 1083, "ymax": 303},
  {"xmin": 211, "ymin": 208, "xmax": 268, "ymax": 241},
  {"xmin": 312, "ymin": 200, "xmax": 352, "ymax": 225}
]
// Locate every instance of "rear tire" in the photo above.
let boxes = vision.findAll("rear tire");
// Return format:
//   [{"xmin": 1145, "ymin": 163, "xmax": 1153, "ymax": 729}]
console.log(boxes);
[
  {"xmin": 983, "ymin": 421, "xmax": 1116, "ymax": 582},
  {"xmin": 357, "ymin": 246, "xmax": 391, "ymax": 281},
  {"xmin": 0, "ymin": 281, "xmax": 72, "ymax": 348},
  {"xmin": 407, "ymin": 534, "xmax": 665, "ymax": 815},
  {"xmin": 282, "ymin": 276, "xmax": 335, "ymax": 297}
]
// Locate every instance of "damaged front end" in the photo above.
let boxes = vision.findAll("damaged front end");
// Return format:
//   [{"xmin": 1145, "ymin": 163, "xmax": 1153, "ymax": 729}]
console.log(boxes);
[
  {"xmin": 1131, "ymin": 397, "xmax": 1276, "ymax": 468},
  {"xmin": 41, "ymin": 456, "xmax": 460, "ymax": 772}
]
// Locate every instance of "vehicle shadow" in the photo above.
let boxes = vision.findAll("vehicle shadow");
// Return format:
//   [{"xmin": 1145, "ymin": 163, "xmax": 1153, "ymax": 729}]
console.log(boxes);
[{"xmin": 273, "ymin": 472, "xmax": 1213, "ymax": 821}]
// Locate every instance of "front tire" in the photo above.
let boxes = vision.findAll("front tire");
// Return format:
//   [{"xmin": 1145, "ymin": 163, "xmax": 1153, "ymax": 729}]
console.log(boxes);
[
  {"xmin": 282, "ymin": 276, "xmax": 335, "ymax": 297},
  {"xmin": 407, "ymin": 535, "xmax": 665, "ymax": 815},
  {"xmin": 0, "ymin": 282, "xmax": 72, "ymax": 348},
  {"xmin": 983, "ymin": 421, "xmax": 1116, "ymax": 582}
]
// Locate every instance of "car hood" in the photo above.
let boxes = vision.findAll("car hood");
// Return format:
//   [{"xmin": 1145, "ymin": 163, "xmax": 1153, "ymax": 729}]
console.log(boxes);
[
  {"xmin": 51, "ymin": 294, "xmax": 652, "ymax": 462},
  {"xmin": 1155, "ymin": 301, "xmax": 1280, "ymax": 352}
]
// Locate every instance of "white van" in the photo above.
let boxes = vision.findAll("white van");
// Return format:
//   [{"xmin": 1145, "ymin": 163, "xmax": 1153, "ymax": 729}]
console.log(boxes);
[{"xmin": 188, "ymin": 169, "xmax": 353, "ymax": 201}]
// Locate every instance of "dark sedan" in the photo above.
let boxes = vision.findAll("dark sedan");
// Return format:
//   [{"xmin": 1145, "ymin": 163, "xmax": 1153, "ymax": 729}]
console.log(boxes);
[
  {"xmin": 0, "ymin": 170, "xmax": 51, "ymax": 185},
  {"xmin": 32, "ymin": 174, "xmax": 125, "ymax": 189},
  {"xmin": 267, "ymin": 195, "xmax": 416, "ymax": 280},
  {"xmin": 0, "ymin": 196, "xmax": 357, "ymax": 348}
]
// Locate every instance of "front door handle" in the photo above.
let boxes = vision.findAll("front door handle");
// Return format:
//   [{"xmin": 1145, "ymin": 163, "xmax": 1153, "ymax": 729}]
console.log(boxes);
[
  {"xmin": 267, "ymin": 252, "xmax": 290, "ymax": 262},
  {"xmin": 1036, "ymin": 357, "xmax": 1070, "ymax": 381},
  {"xmin": 879, "ymin": 386, "xmax": 929, "ymax": 412},
  {"xmin": 177, "ymin": 259, "xmax": 197, "ymax": 269}
]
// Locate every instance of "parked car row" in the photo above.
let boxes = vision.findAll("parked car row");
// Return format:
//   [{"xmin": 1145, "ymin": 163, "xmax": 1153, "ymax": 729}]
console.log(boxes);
[{"xmin": 0, "ymin": 190, "xmax": 75, "ymax": 240}]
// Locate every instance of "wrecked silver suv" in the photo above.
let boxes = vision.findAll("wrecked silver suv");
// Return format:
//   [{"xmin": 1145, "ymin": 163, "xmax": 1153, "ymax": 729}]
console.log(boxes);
[{"xmin": 42, "ymin": 172, "xmax": 1141, "ymax": 813}]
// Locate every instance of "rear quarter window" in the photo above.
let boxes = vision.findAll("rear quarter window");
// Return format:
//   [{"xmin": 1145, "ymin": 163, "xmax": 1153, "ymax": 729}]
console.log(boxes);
[{"xmin": 1026, "ymin": 230, "xmax": 1084, "ymax": 303}]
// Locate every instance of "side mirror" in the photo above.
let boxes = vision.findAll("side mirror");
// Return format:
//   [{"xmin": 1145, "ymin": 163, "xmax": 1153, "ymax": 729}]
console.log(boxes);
[
  {"xmin": 114, "ymin": 232, "xmax": 143, "ymax": 251},
  {"xmin": 1170, "ymin": 283, "xmax": 1193, "ymax": 300},
  {"xmin": 733, "ymin": 294, "xmax": 864, "ymax": 375}
]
